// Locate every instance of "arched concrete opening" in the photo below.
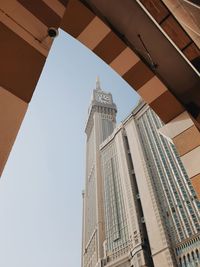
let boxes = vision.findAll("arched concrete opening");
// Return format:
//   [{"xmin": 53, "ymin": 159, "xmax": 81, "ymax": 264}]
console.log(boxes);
[{"xmin": 0, "ymin": 0, "xmax": 200, "ymax": 197}]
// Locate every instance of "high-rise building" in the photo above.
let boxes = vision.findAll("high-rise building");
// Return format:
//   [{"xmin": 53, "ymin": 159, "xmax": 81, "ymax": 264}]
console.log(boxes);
[
  {"xmin": 100, "ymin": 119, "xmax": 153, "ymax": 267},
  {"xmin": 125, "ymin": 101, "xmax": 200, "ymax": 267},
  {"xmin": 100, "ymin": 100, "xmax": 200, "ymax": 267},
  {"xmin": 82, "ymin": 78, "xmax": 117, "ymax": 267},
  {"xmin": 82, "ymin": 81, "xmax": 200, "ymax": 267},
  {"xmin": 100, "ymin": 108, "xmax": 175, "ymax": 267}
]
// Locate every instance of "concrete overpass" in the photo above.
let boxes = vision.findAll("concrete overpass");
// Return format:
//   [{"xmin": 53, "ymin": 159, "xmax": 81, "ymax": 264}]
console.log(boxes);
[{"xmin": 0, "ymin": 0, "xmax": 200, "ymax": 197}]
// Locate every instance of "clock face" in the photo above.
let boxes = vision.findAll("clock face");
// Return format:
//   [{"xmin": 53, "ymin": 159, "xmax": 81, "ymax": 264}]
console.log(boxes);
[{"xmin": 96, "ymin": 93, "xmax": 111, "ymax": 104}]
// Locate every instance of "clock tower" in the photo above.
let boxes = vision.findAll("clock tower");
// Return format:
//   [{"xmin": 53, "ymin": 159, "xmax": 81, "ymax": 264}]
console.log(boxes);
[
  {"xmin": 87, "ymin": 77, "xmax": 117, "ymax": 143},
  {"xmin": 82, "ymin": 78, "xmax": 117, "ymax": 267}
]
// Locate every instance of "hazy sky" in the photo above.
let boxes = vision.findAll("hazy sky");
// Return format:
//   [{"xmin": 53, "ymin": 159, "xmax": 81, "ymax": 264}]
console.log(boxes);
[{"xmin": 0, "ymin": 30, "xmax": 139, "ymax": 267}]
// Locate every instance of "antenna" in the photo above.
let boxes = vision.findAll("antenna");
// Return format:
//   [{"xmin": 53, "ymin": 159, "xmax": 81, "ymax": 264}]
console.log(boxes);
[{"xmin": 96, "ymin": 76, "xmax": 101, "ymax": 90}]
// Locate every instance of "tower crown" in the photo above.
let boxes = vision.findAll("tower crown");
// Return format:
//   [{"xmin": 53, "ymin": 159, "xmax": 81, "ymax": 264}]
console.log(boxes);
[
  {"xmin": 85, "ymin": 78, "xmax": 117, "ymax": 135},
  {"xmin": 92, "ymin": 77, "xmax": 116, "ymax": 108}
]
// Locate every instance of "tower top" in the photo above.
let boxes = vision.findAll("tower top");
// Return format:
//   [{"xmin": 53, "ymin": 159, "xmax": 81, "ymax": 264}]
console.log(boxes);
[
  {"xmin": 85, "ymin": 77, "xmax": 117, "ymax": 134},
  {"xmin": 96, "ymin": 76, "xmax": 102, "ymax": 91}
]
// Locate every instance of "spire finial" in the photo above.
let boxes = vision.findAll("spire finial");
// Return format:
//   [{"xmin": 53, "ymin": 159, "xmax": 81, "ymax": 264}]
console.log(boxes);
[{"xmin": 96, "ymin": 76, "xmax": 101, "ymax": 90}]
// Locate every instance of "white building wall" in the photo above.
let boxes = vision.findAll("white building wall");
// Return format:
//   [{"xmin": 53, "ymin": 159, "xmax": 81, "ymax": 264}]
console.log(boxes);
[{"xmin": 125, "ymin": 120, "xmax": 176, "ymax": 267}]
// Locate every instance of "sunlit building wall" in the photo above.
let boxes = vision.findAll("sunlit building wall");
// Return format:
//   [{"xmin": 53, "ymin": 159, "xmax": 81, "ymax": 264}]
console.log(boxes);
[
  {"xmin": 100, "ymin": 127, "xmax": 153, "ymax": 267},
  {"xmin": 100, "ymin": 100, "xmax": 200, "ymax": 267},
  {"xmin": 100, "ymin": 115, "xmax": 175, "ymax": 267},
  {"xmin": 123, "ymin": 101, "xmax": 200, "ymax": 267}
]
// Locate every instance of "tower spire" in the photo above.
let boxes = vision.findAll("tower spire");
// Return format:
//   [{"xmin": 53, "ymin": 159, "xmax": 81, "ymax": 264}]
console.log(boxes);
[{"xmin": 96, "ymin": 76, "xmax": 101, "ymax": 91}]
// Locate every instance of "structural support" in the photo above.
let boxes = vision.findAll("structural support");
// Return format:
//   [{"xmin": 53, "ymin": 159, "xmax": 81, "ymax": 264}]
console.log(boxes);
[
  {"xmin": 0, "ymin": 86, "xmax": 28, "ymax": 174},
  {"xmin": 0, "ymin": 0, "xmax": 67, "ymax": 175},
  {"xmin": 0, "ymin": 0, "xmax": 200, "ymax": 185}
]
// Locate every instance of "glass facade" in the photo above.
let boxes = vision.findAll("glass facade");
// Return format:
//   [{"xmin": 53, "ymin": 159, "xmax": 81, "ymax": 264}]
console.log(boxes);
[
  {"xmin": 101, "ymin": 114, "xmax": 114, "ymax": 142},
  {"xmin": 101, "ymin": 142, "xmax": 131, "ymax": 261},
  {"xmin": 135, "ymin": 106, "xmax": 200, "ymax": 266}
]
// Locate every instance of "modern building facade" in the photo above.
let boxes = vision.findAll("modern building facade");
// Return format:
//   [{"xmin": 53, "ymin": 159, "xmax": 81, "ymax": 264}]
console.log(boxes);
[
  {"xmin": 100, "ymin": 100, "xmax": 200, "ymax": 267},
  {"xmin": 122, "ymin": 101, "xmax": 200, "ymax": 267},
  {"xmin": 82, "ymin": 83, "xmax": 200, "ymax": 267},
  {"xmin": 100, "ymin": 106, "xmax": 175, "ymax": 267},
  {"xmin": 100, "ymin": 122, "xmax": 153, "ymax": 267}
]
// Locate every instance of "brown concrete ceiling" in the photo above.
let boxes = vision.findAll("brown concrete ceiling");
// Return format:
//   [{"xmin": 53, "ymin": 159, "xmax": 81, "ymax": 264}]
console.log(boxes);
[
  {"xmin": 80, "ymin": 0, "xmax": 200, "ymax": 119},
  {"xmin": 182, "ymin": 0, "xmax": 200, "ymax": 26},
  {"xmin": 18, "ymin": 0, "xmax": 61, "ymax": 28},
  {"xmin": 0, "ymin": 22, "xmax": 46, "ymax": 103},
  {"xmin": 0, "ymin": 0, "xmax": 200, "ymax": 177}
]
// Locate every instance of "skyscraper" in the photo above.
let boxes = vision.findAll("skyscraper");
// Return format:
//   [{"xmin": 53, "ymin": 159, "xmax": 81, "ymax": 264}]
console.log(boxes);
[
  {"xmin": 100, "ymin": 100, "xmax": 200, "ymax": 267},
  {"xmin": 127, "ymin": 101, "xmax": 200, "ymax": 267},
  {"xmin": 82, "ymin": 81, "xmax": 200, "ymax": 267},
  {"xmin": 100, "ymin": 122, "xmax": 152, "ymax": 267},
  {"xmin": 82, "ymin": 78, "xmax": 117, "ymax": 267}
]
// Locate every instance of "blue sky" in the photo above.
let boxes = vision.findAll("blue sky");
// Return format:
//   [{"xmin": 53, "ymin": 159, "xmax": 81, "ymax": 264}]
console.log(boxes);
[{"xmin": 0, "ymin": 30, "xmax": 139, "ymax": 267}]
